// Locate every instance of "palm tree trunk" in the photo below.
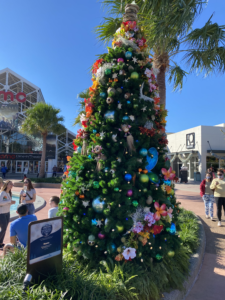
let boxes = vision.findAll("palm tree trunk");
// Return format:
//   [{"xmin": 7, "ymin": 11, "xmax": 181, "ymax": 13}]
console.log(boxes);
[
  {"xmin": 157, "ymin": 66, "xmax": 166, "ymax": 108},
  {"xmin": 40, "ymin": 134, "xmax": 47, "ymax": 178}
]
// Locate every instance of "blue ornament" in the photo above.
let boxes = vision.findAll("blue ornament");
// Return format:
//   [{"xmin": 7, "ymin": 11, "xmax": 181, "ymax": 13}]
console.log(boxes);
[
  {"xmin": 104, "ymin": 110, "xmax": 115, "ymax": 121},
  {"xmin": 77, "ymin": 146, "xmax": 82, "ymax": 154},
  {"xmin": 139, "ymin": 148, "xmax": 148, "ymax": 156},
  {"xmin": 92, "ymin": 219, "xmax": 97, "ymax": 225},
  {"xmin": 122, "ymin": 116, "xmax": 129, "ymax": 121},
  {"xmin": 164, "ymin": 180, "xmax": 171, "ymax": 186},
  {"xmin": 127, "ymin": 101, "xmax": 131, "ymax": 104},
  {"xmin": 170, "ymin": 223, "xmax": 176, "ymax": 235},
  {"xmin": 104, "ymin": 167, "xmax": 109, "ymax": 172},
  {"xmin": 146, "ymin": 147, "xmax": 158, "ymax": 171},
  {"xmin": 124, "ymin": 174, "xmax": 132, "ymax": 181},
  {"xmin": 93, "ymin": 129, "xmax": 97, "ymax": 133},
  {"xmin": 107, "ymin": 242, "xmax": 117, "ymax": 254},
  {"xmin": 92, "ymin": 196, "xmax": 105, "ymax": 213},
  {"xmin": 100, "ymin": 92, "xmax": 107, "ymax": 98},
  {"xmin": 136, "ymin": 140, "xmax": 139, "ymax": 143},
  {"xmin": 88, "ymin": 155, "xmax": 92, "ymax": 159},
  {"xmin": 125, "ymin": 51, "xmax": 133, "ymax": 59}
]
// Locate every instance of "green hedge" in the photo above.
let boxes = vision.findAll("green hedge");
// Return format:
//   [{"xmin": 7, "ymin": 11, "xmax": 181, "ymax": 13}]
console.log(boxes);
[{"xmin": 27, "ymin": 177, "xmax": 62, "ymax": 183}]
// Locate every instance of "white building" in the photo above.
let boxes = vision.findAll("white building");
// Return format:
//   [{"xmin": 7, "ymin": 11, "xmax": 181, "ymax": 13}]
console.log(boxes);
[{"xmin": 167, "ymin": 124, "xmax": 225, "ymax": 181}]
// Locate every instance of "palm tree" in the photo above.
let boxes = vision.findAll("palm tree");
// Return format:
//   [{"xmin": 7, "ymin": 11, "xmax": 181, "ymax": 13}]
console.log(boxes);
[
  {"xmin": 95, "ymin": 0, "xmax": 225, "ymax": 107},
  {"xmin": 21, "ymin": 103, "xmax": 65, "ymax": 178}
]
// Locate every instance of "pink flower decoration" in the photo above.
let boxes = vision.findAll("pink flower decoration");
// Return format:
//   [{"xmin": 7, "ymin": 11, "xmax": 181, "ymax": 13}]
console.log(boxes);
[
  {"xmin": 63, "ymin": 207, "xmax": 69, "ymax": 211},
  {"xmin": 167, "ymin": 207, "xmax": 173, "ymax": 219},
  {"xmin": 161, "ymin": 167, "xmax": 176, "ymax": 180},
  {"xmin": 154, "ymin": 202, "xmax": 167, "ymax": 221}
]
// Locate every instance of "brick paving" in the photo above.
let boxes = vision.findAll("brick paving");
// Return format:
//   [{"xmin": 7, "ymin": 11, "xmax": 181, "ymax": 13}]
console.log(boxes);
[{"xmin": 1, "ymin": 184, "xmax": 225, "ymax": 298}]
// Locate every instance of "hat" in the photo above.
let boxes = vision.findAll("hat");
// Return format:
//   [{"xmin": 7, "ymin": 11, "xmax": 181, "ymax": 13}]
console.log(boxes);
[{"xmin": 0, "ymin": 177, "xmax": 4, "ymax": 184}]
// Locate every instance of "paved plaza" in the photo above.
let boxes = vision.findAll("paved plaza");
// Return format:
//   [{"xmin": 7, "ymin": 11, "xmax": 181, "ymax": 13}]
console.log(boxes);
[{"xmin": 1, "ymin": 184, "xmax": 225, "ymax": 299}]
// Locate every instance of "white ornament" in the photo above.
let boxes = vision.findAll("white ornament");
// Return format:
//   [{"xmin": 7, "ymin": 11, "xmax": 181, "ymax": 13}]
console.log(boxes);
[
  {"xmin": 117, "ymin": 157, "xmax": 122, "ymax": 162},
  {"xmin": 151, "ymin": 115, "xmax": 155, "ymax": 121},
  {"xmin": 100, "ymin": 131, "xmax": 105, "ymax": 138},
  {"xmin": 122, "ymin": 247, "xmax": 136, "ymax": 260},
  {"xmin": 144, "ymin": 68, "xmax": 153, "ymax": 78},
  {"xmin": 144, "ymin": 207, "xmax": 151, "ymax": 213},
  {"xmin": 137, "ymin": 158, "xmax": 143, "ymax": 163},
  {"xmin": 112, "ymin": 134, "xmax": 117, "ymax": 142},
  {"xmin": 132, "ymin": 57, "xmax": 138, "ymax": 63},
  {"xmin": 129, "ymin": 115, "xmax": 135, "ymax": 121},
  {"xmin": 82, "ymin": 201, "xmax": 90, "ymax": 208},
  {"xmin": 118, "ymin": 103, "xmax": 122, "ymax": 109},
  {"xmin": 96, "ymin": 220, "xmax": 103, "ymax": 227},
  {"xmin": 112, "ymin": 73, "xmax": 118, "ymax": 79},
  {"xmin": 139, "ymin": 82, "xmax": 154, "ymax": 102},
  {"xmin": 141, "ymin": 106, "xmax": 147, "ymax": 112}
]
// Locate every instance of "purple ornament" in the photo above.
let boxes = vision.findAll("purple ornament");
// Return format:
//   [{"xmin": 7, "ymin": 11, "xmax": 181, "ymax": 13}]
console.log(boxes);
[
  {"xmin": 98, "ymin": 232, "xmax": 106, "ymax": 239},
  {"xmin": 117, "ymin": 58, "xmax": 124, "ymax": 64},
  {"xmin": 126, "ymin": 189, "xmax": 133, "ymax": 197}
]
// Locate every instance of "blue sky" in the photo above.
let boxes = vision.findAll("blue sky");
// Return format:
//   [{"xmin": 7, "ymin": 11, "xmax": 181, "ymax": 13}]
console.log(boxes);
[{"xmin": 0, "ymin": 0, "xmax": 224, "ymax": 134}]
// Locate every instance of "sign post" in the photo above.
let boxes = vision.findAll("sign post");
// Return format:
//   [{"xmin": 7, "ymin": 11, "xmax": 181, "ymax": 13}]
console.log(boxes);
[{"xmin": 26, "ymin": 217, "xmax": 63, "ymax": 282}]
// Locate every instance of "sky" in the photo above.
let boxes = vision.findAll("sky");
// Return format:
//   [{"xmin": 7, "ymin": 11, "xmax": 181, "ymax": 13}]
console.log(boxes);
[{"xmin": 0, "ymin": 0, "xmax": 225, "ymax": 134}]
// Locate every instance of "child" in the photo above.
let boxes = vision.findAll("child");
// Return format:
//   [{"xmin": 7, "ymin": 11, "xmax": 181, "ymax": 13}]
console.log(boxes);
[{"xmin": 48, "ymin": 196, "xmax": 60, "ymax": 218}]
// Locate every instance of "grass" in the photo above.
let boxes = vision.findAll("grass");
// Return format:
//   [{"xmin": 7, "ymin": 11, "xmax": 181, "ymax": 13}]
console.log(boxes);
[
  {"xmin": 0, "ymin": 209, "xmax": 200, "ymax": 300},
  {"xmin": 22, "ymin": 177, "xmax": 62, "ymax": 183}
]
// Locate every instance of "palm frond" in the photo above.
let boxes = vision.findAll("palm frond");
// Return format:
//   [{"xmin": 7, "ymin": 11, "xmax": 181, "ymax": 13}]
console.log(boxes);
[
  {"xmin": 73, "ymin": 89, "xmax": 90, "ymax": 126},
  {"xmin": 95, "ymin": 17, "xmax": 122, "ymax": 43},
  {"xmin": 168, "ymin": 64, "xmax": 188, "ymax": 91}
]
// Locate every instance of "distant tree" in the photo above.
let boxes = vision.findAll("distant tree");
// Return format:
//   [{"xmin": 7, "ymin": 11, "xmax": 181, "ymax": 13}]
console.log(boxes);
[{"xmin": 21, "ymin": 103, "xmax": 65, "ymax": 178}]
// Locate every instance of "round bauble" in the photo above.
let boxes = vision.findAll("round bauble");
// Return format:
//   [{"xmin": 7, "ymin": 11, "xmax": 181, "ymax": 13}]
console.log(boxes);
[
  {"xmin": 98, "ymin": 232, "xmax": 106, "ymax": 239},
  {"xmin": 107, "ymin": 87, "xmax": 116, "ymax": 96},
  {"xmin": 124, "ymin": 174, "xmax": 132, "ymax": 181},
  {"xmin": 88, "ymin": 235, "xmax": 95, "ymax": 246},
  {"xmin": 107, "ymin": 242, "xmax": 117, "ymax": 254},
  {"xmin": 148, "ymin": 172, "xmax": 160, "ymax": 184},
  {"xmin": 117, "ymin": 58, "xmax": 124, "ymax": 64},
  {"xmin": 121, "ymin": 237, "xmax": 126, "ymax": 243},
  {"xmin": 114, "ymin": 187, "xmax": 119, "ymax": 192},
  {"xmin": 156, "ymin": 254, "xmax": 163, "ymax": 261},
  {"xmin": 127, "ymin": 101, "xmax": 131, "ymax": 104},
  {"xmin": 105, "ymin": 68, "xmax": 112, "ymax": 75},
  {"xmin": 124, "ymin": 92, "xmax": 131, "ymax": 99},
  {"xmin": 125, "ymin": 51, "xmax": 132, "ymax": 59},
  {"xmin": 168, "ymin": 250, "xmax": 175, "ymax": 257},
  {"xmin": 139, "ymin": 148, "xmax": 148, "ymax": 156},
  {"xmin": 104, "ymin": 110, "xmax": 115, "ymax": 121},
  {"xmin": 122, "ymin": 116, "xmax": 129, "ymax": 121},
  {"xmin": 130, "ymin": 72, "xmax": 139, "ymax": 79},
  {"xmin": 106, "ymin": 97, "xmax": 114, "ymax": 104},
  {"xmin": 126, "ymin": 189, "xmax": 133, "ymax": 197},
  {"xmin": 117, "ymin": 87, "xmax": 123, "ymax": 93},
  {"xmin": 140, "ymin": 174, "xmax": 149, "ymax": 183},
  {"xmin": 100, "ymin": 92, "xmax": 107, "ymax": 98},
  {"xmin": 143, "ymin": 188, "xmax": 148, "ymax": 193},
  {"xmin": 146, "ymin": 195, "xmax": 153, "ymax": 205},
  {"xmin": 117, "ymin": 246, "xmax": 122, "ymax": 253},
  {"xmin": 116, "ymin": 223, "xmax": 124, "ymax": 232},
  {"xmin": 128, "ymin": 66, "xmax": 134, "ymax": 72},
  {"xmin": 92, "ymin": 196, "xmax": 105, "ymax": 213}
]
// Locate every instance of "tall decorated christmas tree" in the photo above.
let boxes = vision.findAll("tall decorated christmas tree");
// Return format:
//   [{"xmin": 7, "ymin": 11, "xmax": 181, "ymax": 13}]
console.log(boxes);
[{"xmin": 59, "ymin": 2, "xmax": 180, "ymax": 265}]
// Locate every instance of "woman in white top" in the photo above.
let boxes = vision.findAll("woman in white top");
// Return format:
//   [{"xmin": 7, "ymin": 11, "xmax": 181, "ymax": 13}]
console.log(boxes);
[
  {"xmin": 19, "ymin": 178, "xmax": 36, "ymax": 215},
  {"xmin": 0, "ymin": 180, "xmax": 16, "ymax": 248}
]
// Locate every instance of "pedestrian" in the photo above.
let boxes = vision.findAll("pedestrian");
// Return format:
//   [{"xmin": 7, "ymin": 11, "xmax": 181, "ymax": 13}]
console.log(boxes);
[
  {"xmin": 52, "ymin": 165, "xmax": 57, "ymax": 177},
  {"xmin": 207, "ymin": 167, "xmax": 216, "ymax": 179},
  {"xmin": 19, "ymin": 178, "xmax": 36, "ymax": 215},
  {"xmin": 23, "ymin": 166, "xmax": 29, "ymax": 180},
  {"xmin": 3, "ymin": 204, "xmax": 37, "ymax": 256},
  {"xmin": 1, "ymin": 165, "xmax": 7, "ymax": 179},
  {"xmin": 210, "ymin": 168, "xmax": 225, "ymax": 227},
  {"xmin": 48, "ymin": 196, "xmax": 60, "ymax": 218},
  {"xmin": 0, "ymin": 180, "xmax": 16, "ymax": 249},
  {"xmin": 200, "ymin": 172, "xmax": 214, "ymax": 220}
]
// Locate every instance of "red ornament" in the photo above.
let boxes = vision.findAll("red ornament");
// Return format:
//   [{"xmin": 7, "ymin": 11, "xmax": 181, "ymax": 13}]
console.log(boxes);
[{"xmin": 153, "ymin": 225, "xmax": 163, "ymax": 235}]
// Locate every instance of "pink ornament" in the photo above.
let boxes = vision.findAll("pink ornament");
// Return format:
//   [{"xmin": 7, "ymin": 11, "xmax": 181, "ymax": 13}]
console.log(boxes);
[
  {"xmin": 98, "ymin": 232, "xmax": 105, "ymax": 239},
  {"xmin": 126, "ymin": 189, "xmax": 133, "ymax": 197},
  {"xmin": 117, "ymin": 58, "xmax": 124, "ymax": 64},
  {"xmin": 63, "ymin": 207, "xmax": 69, "ymax": 212}
]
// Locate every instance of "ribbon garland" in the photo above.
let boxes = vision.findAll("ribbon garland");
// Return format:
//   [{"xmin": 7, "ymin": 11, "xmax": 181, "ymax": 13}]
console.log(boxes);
[{"xmin": 178, "ymin": 152, "xmax": 193, "ymax": 163}]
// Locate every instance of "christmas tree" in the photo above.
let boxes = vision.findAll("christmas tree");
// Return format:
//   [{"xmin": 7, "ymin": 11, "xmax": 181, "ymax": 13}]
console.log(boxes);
[{"xmin": 59, "ymin": 2, "xmax": 180, "ymax": 265}]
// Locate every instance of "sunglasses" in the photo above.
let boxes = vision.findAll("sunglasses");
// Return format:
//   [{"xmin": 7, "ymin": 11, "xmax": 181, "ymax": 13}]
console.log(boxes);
[{"xmin": 217, "ymin": 174, "xmax": 223, "ymax": 176}]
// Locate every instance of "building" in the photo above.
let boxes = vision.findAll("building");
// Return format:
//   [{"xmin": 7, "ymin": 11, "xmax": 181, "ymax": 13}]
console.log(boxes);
[
  {"xmin": 167, "ymin": 124, "xmax": 225, "ymax": 181},
  {"xmin": 0, "ymin": 68, "xmax": 75, "ymax": 177}
]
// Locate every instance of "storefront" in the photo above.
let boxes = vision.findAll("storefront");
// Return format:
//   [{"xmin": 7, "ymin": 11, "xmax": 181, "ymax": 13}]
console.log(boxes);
[
  {"xmin": 167, "ymin": 124, "xmax": 225, "ymax": 181},
  {"xmin": 0, "ymin": 68, "xmax": 75, "ymax": 176}
]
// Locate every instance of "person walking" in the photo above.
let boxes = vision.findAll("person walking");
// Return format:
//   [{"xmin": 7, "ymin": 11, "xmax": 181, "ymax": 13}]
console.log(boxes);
[
  {"xmin": 200, "ymin": 172, "xmax": 215, "ymax": 220},
  {"xmin": 210, "ymin": 168, "xmax": 225, "ymax": 227},
  {"xmin": 1, "ymin": 165, "xmax": 7, "ymax": 179},
  {"xmin": 0, "ymin": 180, "xmax": 16, "ymax": 249},
  {"xmin": 19, "ymin": 178, "xmax": 36, "ymax": 215},
  {"xmin": 52, "ymin": 165, "xmax": 57, "ymax": 177}
]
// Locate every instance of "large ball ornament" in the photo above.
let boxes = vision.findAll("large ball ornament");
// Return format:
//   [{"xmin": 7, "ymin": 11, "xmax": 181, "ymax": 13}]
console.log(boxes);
[
  {"xmin": 107, "ymin": 242, "xmax": 117, "ymax": 254},
  {"xmin": 168, "ymin": 250, "xmax": 175, "ymax": 257},
  {"xmin": 105, "ymin": 68, "xmax": 112, "ymax": 75},
  {"xmin": 124, "ymin": 174, "xmax": 132, "ymax": 181},
  {"xmin": 130, "ymin": 72, "xmax": 139, "ymax": 79},
  {"xmin": 117, "ymin": 87, "xmax": 123, "ymax": 93},
  {"xmin": 100, "ymin": 92, "xmax": 107, "ymax": 98},
  {"xmin": 139, "ymin": 148, "xmax": 148, "ymax": 156},
  {"xmin": 125, "ymin": 51, "xmax": 132, "ymax": 59},
  {"xmin": 88, "ymin": 235, "xmax": 95, "ymax": 246},
  {"xmin": 107, "ymin": 87, "xmax": 116, "ymax": 96},
  {"xmin": 148, "ymin": 172, "xmax": 160, "ymax": 184},
  {"xmin": 124, "ymin": 92, "xmax": 131, "ymax": 99},
  {"xmin": 117, "ymin": 58, "xmax": 124, "ymax": 64},
  {"xmin": 140, "ymin": 174, "xmax": 149, "ymax": 183},
  {"xmin": 106, "ymin": 97, "xmax": 114, "ymax": 104},
  {"xmin": 146, "ymin": 147, "xmax": 158, "ymax": 171},
  {"xmin": 116, "ymin": 223, "xmax": 124, "ymax": 232},
  {"xmin": 98, "ymin": 232, "xmax": 106, "ymax": 239},
  {"xmin": 126, "ymin": 189, "xmax": 133, "ymax": 197},
  {"xmin": 92, "ymin": 196, "xmax": 105, "ymax": 213},
  {"xmin": 146, "ymin": 196, "xmax": 153, "ymax": 205},
  {"xmin": 104, "ymin": 110, "xmax": 115, "ymax": 121}
]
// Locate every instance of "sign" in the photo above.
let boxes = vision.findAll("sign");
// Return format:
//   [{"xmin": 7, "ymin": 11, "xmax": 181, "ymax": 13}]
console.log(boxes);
[
  {"xmin": 27, "ymin": 217, "xmax": 63, "ymax": 282},
  {"xmin": 186, "ymin": 133, "xmax": 195, "ymax": 149},
  {"xmin": 0, "ymin": 91, "xmax": 26, "ymax": 103},
  {"xmin": 0, "ymin": 153, "xmax": 42, "ymax": 161}
]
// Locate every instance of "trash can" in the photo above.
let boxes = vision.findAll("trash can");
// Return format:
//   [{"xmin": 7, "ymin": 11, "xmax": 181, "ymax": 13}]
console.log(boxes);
[
  {"xmin": 196, "ymin": 172, "xmax": 201, "ymax": 181},
  {"xmin": 180, "ymin": 170, "xmax": 188, "ymax": 183}
]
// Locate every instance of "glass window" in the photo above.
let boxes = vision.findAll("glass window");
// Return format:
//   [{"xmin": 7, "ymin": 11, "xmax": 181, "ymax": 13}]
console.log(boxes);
[
  {"xmin": 29, "ymin": 161, "xmax": 34, "ymax": 173},
  {"xmin": 206, "ymin": 156, "xmax": 219, "ymax": 172}
]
